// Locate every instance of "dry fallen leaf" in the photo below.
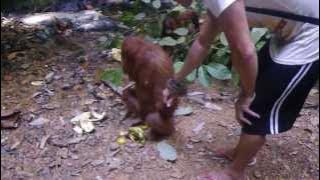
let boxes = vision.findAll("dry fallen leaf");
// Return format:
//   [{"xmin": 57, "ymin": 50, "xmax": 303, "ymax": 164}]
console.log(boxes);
[
  {"xmin": 31, "ymin": 81, "xmax": 45, "ymax": 86},
  {"xmin": 79, "ymin": 119, "xmax": 95, "ymax": 133},
  {"xmin": 111, "ymin": 48, "xmax": 121, "ymax": 62},
  {"xmin": 204, "ymin": 102, "xmax": 222, "ymax": 111},
  {"xmin": 70, "ymin": 112, "xmax": 91, "ymax": 124},
  {"xmin": 1, "ymin": 109, "xmax": 21, "ymax": 129},
  {"xmin": 70, "ymin": 111, "xmax": 106, "ymax": 134},
  {"xmin": 90, "ymin": 111, "xmax": 106, "ymax": 122},
  {"xmin": 73, "ymin": 126, "xmax": 84, "ymax": 134}
]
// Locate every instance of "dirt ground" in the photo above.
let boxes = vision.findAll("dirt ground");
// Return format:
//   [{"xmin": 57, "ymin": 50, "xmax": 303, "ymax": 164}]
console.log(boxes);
[{"xmin": 1, "ymin": 32, "xmax": 319, "ymax": 180}]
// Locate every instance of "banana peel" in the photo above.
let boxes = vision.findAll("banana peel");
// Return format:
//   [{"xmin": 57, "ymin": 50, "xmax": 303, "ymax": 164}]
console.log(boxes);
[
  {"xmin": 116, "ymin": 136, "xmax": 127, "ymax": 145},
  {"xmin": 128, "ymin": 126, "xmax": 146, "ymax": 144},
  {"xmin": 116, "ymin": 124, "xmax": 149, "ymax": 145}
]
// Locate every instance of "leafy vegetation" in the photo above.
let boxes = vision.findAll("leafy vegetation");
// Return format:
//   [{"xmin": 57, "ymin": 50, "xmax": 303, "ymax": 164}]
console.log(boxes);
[
  {"xmin": 1, "ymin": 0, "xmax": 57, "ymax": 12},
  {"xmin": 1, "ymin": 0, "xmax": 269, "ymax": 87},
  {"xmin": 100, "ymin": 68, "xmax": 123, "ymax": 87},
  {"xmin": 101, "ymin": 0, "xmax": 269, "ymax": 87}
]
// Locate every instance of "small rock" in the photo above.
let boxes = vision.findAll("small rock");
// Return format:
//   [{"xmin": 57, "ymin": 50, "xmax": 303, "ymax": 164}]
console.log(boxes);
[
  {"xmin": 124, "ymin": 167, "xmax": 135, "ymax": 173},
  {"xmin": 96, "ymin": 176, "xmax": 103, "ymax": 180},
  {"xmin": 192, "ymin": 122, "xmax": 205, "ymax": 135},
  {"xmin": 42, "ymin": 103, "xmax": 59, "ymax": 110},
  {"xmin": 310, "ymin": 117, "xmax": 319, "ymax": 126},
  {"xmin": 67, "ymin": 136, "xmax": 87, "ymax": 145},
  {"xmin": 190, "ymin": 138, "xmax": 201, "ymax": 143},
  {"xmin": 70, "ymin": 153, "xmax": 79, "ymax": 160},
  {"xmin": 92, "ymin": 91, "xmax": 107, "ymax": 100},
  {"xmin": 10, "ymin": 140, "xmax": 22, "ymax": 150},
  {"xmin": 40, "ymin": 135, "xmax": 51, "ymax": 149},
  {"xmin": 108, "ymin": 158, "xmax": 123, "ymax": 172},
  {"xmin": 21, "ymin": 63, "xmax": 30, "ymax": 70},
  {"xmin": 289, "ymin": 151, "xmax": 298, "ymax": 156},
  {"xmin": 186, "ymin": 144, "xmax": 194, "ymax": 149},
  {"xmin": 187, "ymin": 96, "xmax": 206, "ymax": 105},
  {"xmin": 170, "ymin": 169, "xmax": 185, "ymax": 179},
  {"xmin": 91, "ymin": 159, "xmax": 105, "ymax": 167},
  {"xmin": 83, "ymin": 99, "xmax": 96, "ymax": 105},
  {"xmin": 57, "ymin": 148, "xmax": 69, "ymax": 159},
  {"xmin": 98, "ymin": 36, "xmax": 108, "ymax": 42},
  {"xmin": 187, "ymin": 91, "xmax": 205, "ymax": 96},
  {"xmin": 7, "ymin": 52, "xmax": 18, "ymax": 60},
  {"xmin": 45, "ymin": 72, "xmax": 55, "ymax": 84},
  {"xmin": 1, "ymin": 137, "xmax": 8, "ymax": 145},
  {"xmin": 31, "ymin": 81, "xmax": 45, "ymax": 86},
  {"xmin": 110, "ymin": 143, "xmax": 120, "ymax": 151},
  {"xmin": 53, "ymin": 75, "xmax": 62, "ymax": 80},
  {"xmin": 62, "ymin": 83, "xmax": 74, "ymax": 90},
  {"xmin": 4, "ymin": 75, "xmax": 13, "ymax": 81},
  {"xmin": 205, "ymin": 133, "xmax": 214, "ymax": 143},
  {"xmin": 29, "ymin": 117, "xmax": 49, "ymax": 126},
  {"xmin": 253, "ymin": 170, "xmax": 262, "ymax": 179},
  {"xmin": 204, "ymin": 102, "xmax": 222, "ymax": 111}
]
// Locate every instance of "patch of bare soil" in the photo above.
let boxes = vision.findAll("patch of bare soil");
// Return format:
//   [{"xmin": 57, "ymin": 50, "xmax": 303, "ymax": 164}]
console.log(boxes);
[{"xmin": 1, "ymin": 32, "xmax": 319, "ymax": 180}]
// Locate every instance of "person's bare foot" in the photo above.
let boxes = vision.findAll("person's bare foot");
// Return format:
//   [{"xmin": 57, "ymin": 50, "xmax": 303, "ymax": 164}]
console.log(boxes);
[
  {"xmin": 214, "ymin": 148, "xmax": 257, "ymax": 166},
  {"xmin": 197, "ymin": 169, "xmax": 246, "ymax": 180},
  {"xmin": 214, "ymin": 148, "xmax": 236, "ymax": 161}
]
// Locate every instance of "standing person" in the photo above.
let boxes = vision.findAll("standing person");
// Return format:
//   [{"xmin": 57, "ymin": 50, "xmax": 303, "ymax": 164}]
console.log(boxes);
[{"xmin": 173, "ymin": 0, "xmax": 319, "ymax": 179}]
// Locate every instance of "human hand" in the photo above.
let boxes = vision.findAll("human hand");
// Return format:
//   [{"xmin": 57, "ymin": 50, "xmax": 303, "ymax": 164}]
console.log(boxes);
[{"xmin": 235, "ymin": 93, "xmax": 260, "ymax": 126}]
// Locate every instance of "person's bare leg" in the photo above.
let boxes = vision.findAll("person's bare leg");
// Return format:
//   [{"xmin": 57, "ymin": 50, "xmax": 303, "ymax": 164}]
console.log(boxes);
[
  {"xmin": 225, "ymin": 133, "xmax": 266, "ymax": 179},
  {"xmin": 175, "ymin": 11, "xmax": 221, "ymax": 81}
]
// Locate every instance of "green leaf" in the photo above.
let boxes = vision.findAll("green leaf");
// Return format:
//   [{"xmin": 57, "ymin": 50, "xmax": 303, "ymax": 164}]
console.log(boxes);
[
  {"xmin": 145, "ymin": 35, "xmax": 158, "ymax": 44},
  {"xmin": 120, "ymin": 11, "xmax": 136, "ymax": 26},
  {"xmin": 186, "ymin": 69, "xmax": 197, "ymax": 82},
  {"xmin": 152, "ymin": 0, "xmax": 161, "ymax": 9},
  {"xmin": 108, "ymin": 35, "xmax": 123, "ymax": 49},
  {"xmin": 101, "ymin": 68, "xmax": 123, "ymax": 87},
  {"xmin": 174, "ymin": 28, "xmax": 189, "ymax": 36},
  {"xmin": 214, "ymin": 54, "xmax": 230, "ymax": 65},
  {"xmin": 176, "ymin": 37, "xmax": 186, "ymax": 44},
  {"xmin": 143, "ymin": 21, "xmax": 163, "ymax": 38},
  {"xmin": 134, "ymin": 13, "xmax": 146, "ymax": 20},
  {"xmin": 198, "ymin": 66, "xmax": 210, "ymax": 87},
  {"xmin": 220, "ymin": 33, "xmax": 228, "ymax": 46},
  {"xmin": 172, "ymin": 5, "xmax": 186, "ymax": 12},
  {"xmin": 174, "ymin": 61, "xmax": 184, "ymax": 73},
  {"xmin": 256, "ymin": 40, "xmax": 267, "ymax": 51},
  {"xmin": 174, "ymin": 61, "xmax": 196, "ymax": 82},
  {"xmin": 159, "ymin": 37, "xmax": 177, "ymax": 46},
  {"xmin": 251, "ymin": 28, "xmax": 268, "ymax": 44},
  {"xmin": 206, "ymin": 63, "xmax": 232, "ymax": 80}
]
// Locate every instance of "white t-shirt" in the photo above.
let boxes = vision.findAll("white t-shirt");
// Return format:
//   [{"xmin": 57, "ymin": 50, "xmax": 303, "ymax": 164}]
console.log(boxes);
[{"xmin": 203, "ymin": 0, "xmax": 319, "ymax": 65}]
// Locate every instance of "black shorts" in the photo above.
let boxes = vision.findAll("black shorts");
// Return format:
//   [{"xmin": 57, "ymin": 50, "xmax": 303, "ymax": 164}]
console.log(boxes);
[{"xmin": 242, "ymin": 43, "xmax": 319, "ymax": 135}]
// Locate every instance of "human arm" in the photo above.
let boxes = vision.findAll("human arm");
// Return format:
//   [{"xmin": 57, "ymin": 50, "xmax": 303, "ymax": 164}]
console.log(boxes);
[
  {"xmin": 175, "ymin": 12, "xmax": 222, "ymax": 81},
  {"xmin": 219, "ymin": 0, "xmax": 260, "ymax": 124}
]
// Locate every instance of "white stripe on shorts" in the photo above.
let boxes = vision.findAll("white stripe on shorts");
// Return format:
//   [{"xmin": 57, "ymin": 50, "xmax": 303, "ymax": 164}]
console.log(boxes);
[{"xmin": 269, "ymin": 63, "xmax": 313, "ymax": 134}]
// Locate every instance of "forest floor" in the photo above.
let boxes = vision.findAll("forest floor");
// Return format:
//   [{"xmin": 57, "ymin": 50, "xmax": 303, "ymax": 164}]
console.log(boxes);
[{"xmin": 1, "ymin": 31, "xmax": 319, "ymax": 180}]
